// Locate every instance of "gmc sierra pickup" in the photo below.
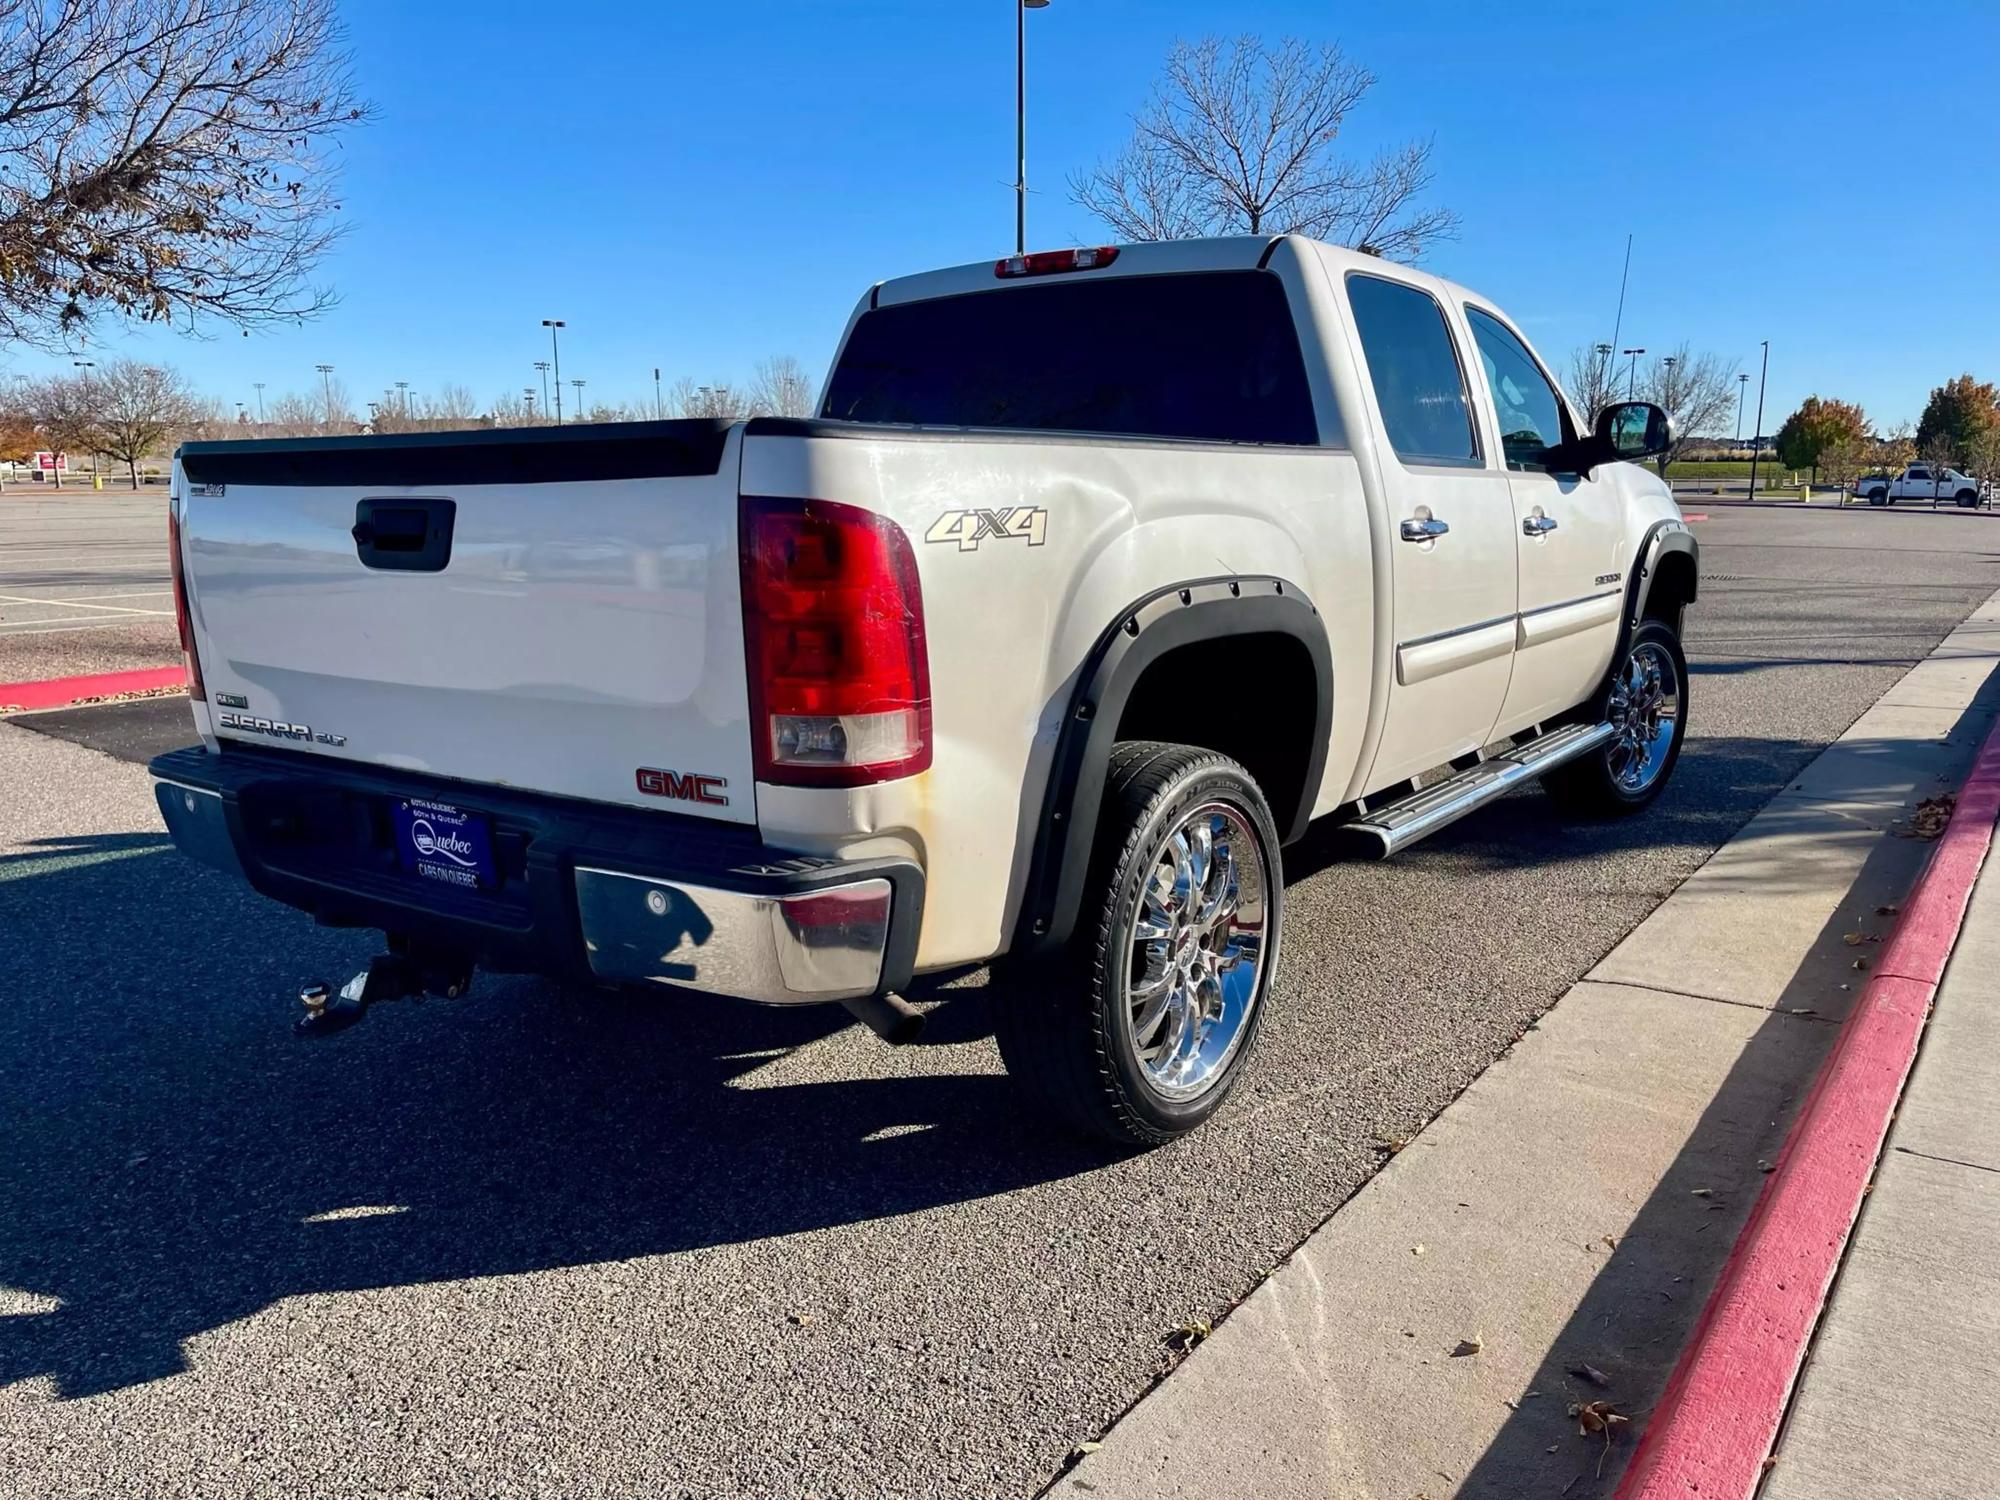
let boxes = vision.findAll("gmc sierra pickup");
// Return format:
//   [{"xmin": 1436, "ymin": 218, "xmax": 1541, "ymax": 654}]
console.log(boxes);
[{"xmin": 154, "ymin": 234, "xmax": 1696, "ymax": 1145}]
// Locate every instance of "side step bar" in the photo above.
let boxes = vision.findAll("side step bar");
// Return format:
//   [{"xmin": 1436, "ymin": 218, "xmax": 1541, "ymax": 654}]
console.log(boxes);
[{"xmin": 1341, "ymin": 722, "xmax": 1617, "ymax": 858}]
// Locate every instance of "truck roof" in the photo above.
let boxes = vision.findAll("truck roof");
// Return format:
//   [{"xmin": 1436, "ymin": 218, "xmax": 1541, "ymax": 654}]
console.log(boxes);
[{"xmin": 871, "ymin": 234, "xmax": 1481, "ymax": 310}]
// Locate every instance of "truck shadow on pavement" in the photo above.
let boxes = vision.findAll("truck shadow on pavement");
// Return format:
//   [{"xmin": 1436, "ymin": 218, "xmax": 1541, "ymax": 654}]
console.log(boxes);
[{"xmin": 0, "ymin": 845, "xmax": 1105, "ymax": 1401}]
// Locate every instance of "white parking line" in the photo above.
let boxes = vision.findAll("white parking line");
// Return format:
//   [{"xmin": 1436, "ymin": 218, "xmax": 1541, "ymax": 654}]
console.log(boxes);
[
  {"xmin": 0, "ymin": 591, "xmax": 172, "ymax": 616},
  {"xmin": 0, "ymin": 618, "xmax": 176, "ymax": 636}
]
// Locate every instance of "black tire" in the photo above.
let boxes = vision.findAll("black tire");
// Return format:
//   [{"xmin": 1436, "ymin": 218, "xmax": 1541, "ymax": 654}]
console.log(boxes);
[
  {"xmin": 1957, "ymin": 490, "xmax": 1978, "ymax": 508},
  {"xmin": 1867, "ymin": 489, "xmax": 1888, "ymax": 506},
  {"xmin": 1545, "ymin": 619, "xmax": 1689, "ymax": 816},
  {"xmin": 993, "ymin": 741, "xmax": 1282, "ymax": 1147}
]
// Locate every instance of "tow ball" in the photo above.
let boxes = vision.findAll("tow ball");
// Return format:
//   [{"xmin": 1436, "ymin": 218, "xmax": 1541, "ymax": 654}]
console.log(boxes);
[{"xmin": 297, "ymin": 944, "xmax": 475, "ymax": 1038}]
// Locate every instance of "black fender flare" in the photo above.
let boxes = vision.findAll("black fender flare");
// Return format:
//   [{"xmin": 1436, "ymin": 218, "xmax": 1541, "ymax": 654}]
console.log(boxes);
[
  {"xmin": 1618, "ymin": 519, "xmax": 1699, "ymax": 659},
  {"xmin": 1012, "ymin": 575, "xmax": 1332, "ymax": 957}
]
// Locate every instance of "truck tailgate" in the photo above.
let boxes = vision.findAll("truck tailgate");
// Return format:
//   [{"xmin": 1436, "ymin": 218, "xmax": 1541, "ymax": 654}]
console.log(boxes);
[{"xmin": 175, "ymin": 421, "xmax": 755, "ymax": 825}]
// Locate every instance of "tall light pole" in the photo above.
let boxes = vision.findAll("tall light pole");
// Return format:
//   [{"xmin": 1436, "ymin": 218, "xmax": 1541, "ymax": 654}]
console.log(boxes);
[
  {"xmin": 1622, "ymin": 347, "xmax": 1646, "ymax": 400},
  {"xmin": 571, "ymin": 378, "xmax": 586, "ymax": 420},
  {"xmin": 252, "ymin": 381, "xmax": 266, "ymax": 424},
  {"xmin": 1747, "ymin": 341, "xmax": 1771, "ymax": 498},
  {"xmin": 1016, "ymin": 0, "xmax": 1051, "ymax": 254},
  {"xmin": 315, "ymin": 363, "xmax": 335, "ymax": 423},
  {"xmin": 1736, "ymin": 372, "xmax": 1749, "ymax": 443},
  {"xmin": 1606, "ymin": 232, "xmax": 1633, "ymax": 374},
  {"xmin": 523, "ymin": 387, "xmax": 536, "ymax": 422},
  {"xmin": 70, "ymin": 360, "xmax": 95, "ymax": 489},
  {"xmin": 654, "ymin": 367, "xmax": 663, "ymax": 421},
  {"xmin": 394, "ymin": 379, "xmax": 410, "ymax": 414},
  {"xmin": 541, "ymin": 320, "xmax": 565, "ymax": 422},
  {"xmin": 533, "ymin": 361, "xmax": 551, "ymax": 422}
]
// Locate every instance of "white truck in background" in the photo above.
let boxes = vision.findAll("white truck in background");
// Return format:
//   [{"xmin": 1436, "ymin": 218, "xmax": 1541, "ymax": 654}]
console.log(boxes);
[
  {"xmin": 154, "ymin": 235, "xmax": 1696, "ymax": 1146},
  {"xmin": 1857, "ymin": 464, "xmax": 1982, "ymax": 506}
]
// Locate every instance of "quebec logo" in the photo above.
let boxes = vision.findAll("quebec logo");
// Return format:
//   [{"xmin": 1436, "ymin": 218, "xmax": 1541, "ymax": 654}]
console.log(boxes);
[{"xmin": 637, "ymin": 767, "xmax": 729, "ymax": 806}]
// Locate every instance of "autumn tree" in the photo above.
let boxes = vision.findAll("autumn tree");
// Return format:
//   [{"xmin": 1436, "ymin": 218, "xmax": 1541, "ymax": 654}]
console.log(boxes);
[
  {"xmin": 1914, "ymin": 374, "xmax": 2000, "ymax": 469},
  {"xmin": 1639, "ymin": 345, "xmax": 1739, "ymax": 477},
  {"xmin": 0, "ymin": 0, "xmax": 370, "ymax": 347},
  {"xmin": 20, "ymin": 369, "xmax": 96, "ymax": 485},
  {"xmin": 87, "ymin": 359, "xmax": 196, "ymax": 484},
  {"xmin": 1072, "ymin": 36, "xmax": 1456, "ymax": 259},
  {"xmin": 0, "ymin": 392, "xmax": 39, "ymax": 461},
  {"xmin": 1774, "ymin": 395, "xmax": 1868, "ymax": 484}
]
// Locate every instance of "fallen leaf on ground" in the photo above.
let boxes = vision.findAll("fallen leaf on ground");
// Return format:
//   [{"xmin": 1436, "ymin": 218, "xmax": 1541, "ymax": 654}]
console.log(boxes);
[
  {"xmin": 1601, "ymin": 1234, "xmax": 1618, "ymax": 1251},
  {"xmin": 1788, "ymin": 1007, "xmax": 1817, "ymax": 1016},
  {"xmin": 1451, "ymin": 1333, "xmax": 1484, "ymax": 1358},
  {"xmin": 1758, "ymin": 1160, "xmax": 1776, "ymax": 1173},
  {"xmin": 786, "ymin": 1312, "xmax": 813, "ymax": 1326},
  {"xmin": 1412, "ymin": 1243, "xmax": 1427, "ymax": 1257},
  {"xmin": 1876, "ymin": 904, "xmax": 1899, "ymax": 916},
  {"xmin": 1899, "ymin": 795, "xmax": 1956, "ymax": 839},
  {"xmin": 1372, "ymin": 1132, "xmax": 1411, "ymax": 1155},
  {"xmin": 1568, "ymin": 1363, "xmax": 1611, "ymax": 1388},
  {"xmin": 1570, "ymin": 1401, "xmax": 1629, "ymax": 1437},
  {"xmin": 1842, "ymin": 931, "xmax": 1880, "ymax": 945},
  {"xmin": 1690, "ymin": 1187, "xmax": 1712, "ymax": 1198},
  {"xmin": 1165, "ymin": 1318, "xmax": 1211, "ymax": 1353},
  {"xmin": 1853, "ymin": 957, "xmax": 1870, "ymax": 971},
  {"xmin": 1068, "ymin": 1442, "xmax": 1101, "ymax": 1460}
]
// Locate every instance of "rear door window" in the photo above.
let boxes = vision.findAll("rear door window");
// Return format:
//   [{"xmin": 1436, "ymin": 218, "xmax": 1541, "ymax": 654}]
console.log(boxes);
[
  {"xmin": 820, "ymin": 271, "xmax": 1319, "ymax": 445},
  {"xmin": 1345, "ymin": 273, "xmax": 1480, "ymax": 467}
]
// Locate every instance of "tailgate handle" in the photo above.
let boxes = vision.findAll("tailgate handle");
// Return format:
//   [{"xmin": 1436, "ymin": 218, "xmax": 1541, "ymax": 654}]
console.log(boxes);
[{"xmin": 353, "ymin": 498, "xmax": 456, "ymax": 572}]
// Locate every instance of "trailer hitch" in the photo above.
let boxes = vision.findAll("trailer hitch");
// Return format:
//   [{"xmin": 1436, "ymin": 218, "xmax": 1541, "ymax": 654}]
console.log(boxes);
[{"xmin": 297, "ymin": 943, "xmax": 474, "ymax": 1037}]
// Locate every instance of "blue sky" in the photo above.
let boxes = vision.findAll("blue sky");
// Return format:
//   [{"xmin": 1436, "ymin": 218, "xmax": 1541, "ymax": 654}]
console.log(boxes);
[{"xmin": 17, "ymin": 0, "xmax": 1998, "ymax": 431}]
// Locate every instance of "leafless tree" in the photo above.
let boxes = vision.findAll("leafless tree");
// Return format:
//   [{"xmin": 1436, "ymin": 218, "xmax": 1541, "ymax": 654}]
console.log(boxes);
[
  {"xmin": 749, "ymin": 355, "xmax": 816, "ymax": 419},
  {"xmin": 0, "ymin": 0, "xmax": 371, "ymax": 348},
  {"xmin": 84, "ymin": 358, "xmax": 195, "ymax": 483},
  {"xmin": 669, "ymin": 376, "xmax": 749, "ymax": 421},
  {"xmin": 1565, "ymin": 344, "xmax": 1619, "ymax": 424},
  {"xmin": 1071, "ymin": 36, "xmax": 1457, "ymax": 260},
  {"xmin": 19, "ymin": 368, "xmax": 93, "ymax": 483},
  {"xmin": 1640, "ymin": 345, "xmax": 1739, "ymax": 476}
]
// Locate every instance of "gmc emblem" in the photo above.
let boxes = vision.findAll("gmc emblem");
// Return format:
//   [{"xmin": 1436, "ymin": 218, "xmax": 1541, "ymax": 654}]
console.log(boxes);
[{"xmin": 636, "ymin": 767, "xmax": 729, "ymax": 806}]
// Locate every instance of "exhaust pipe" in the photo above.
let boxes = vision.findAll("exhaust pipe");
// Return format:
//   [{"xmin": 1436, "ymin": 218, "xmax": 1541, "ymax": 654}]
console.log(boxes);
[{"xmin": 840, "ymin": 990, "xmax": 925, "ymax": 1045}]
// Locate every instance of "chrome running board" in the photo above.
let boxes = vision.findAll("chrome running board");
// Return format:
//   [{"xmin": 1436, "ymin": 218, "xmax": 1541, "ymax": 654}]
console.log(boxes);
[{"xmin": 1341, "ymin": 722, "xmax": 1618, "ymax": 858}]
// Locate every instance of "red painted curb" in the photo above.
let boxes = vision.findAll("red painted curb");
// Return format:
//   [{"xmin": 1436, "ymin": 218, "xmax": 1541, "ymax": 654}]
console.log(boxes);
[
  {"xmin": 0, "ymin": 666, "xmax": 185, "ymax": 712},
  {"xmin": 1681, "ymin": 512, "xmax": 1710, "ymax": 522},
  {"xmin": 1614, "ymin": 715, "xmax": 2000, "ymax": 1500}
]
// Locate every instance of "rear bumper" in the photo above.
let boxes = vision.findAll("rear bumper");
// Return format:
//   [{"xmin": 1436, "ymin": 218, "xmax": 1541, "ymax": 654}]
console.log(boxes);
[{"xmin": 149, "ymin": 745, "xmax": 923, "ymax": 1005}]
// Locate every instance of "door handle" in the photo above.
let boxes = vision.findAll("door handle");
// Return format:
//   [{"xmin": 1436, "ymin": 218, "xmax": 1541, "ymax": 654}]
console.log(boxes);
[
  {"xmin": 1400, "ymin": 516, "xmax": 1450, "ymax": 542},
  {"xmin": 1522, "ymin": 514, "xmax": 1559, "ymax": 536}
]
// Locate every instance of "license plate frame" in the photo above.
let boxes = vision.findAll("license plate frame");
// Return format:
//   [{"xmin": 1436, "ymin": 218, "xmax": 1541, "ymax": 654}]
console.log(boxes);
[{"xmin": 390, "ymin": 797, "xmax": 498, "ymax": 891}]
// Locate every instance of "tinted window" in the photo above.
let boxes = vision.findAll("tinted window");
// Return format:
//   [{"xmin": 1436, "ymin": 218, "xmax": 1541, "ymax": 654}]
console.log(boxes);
[
  {"xmin": 820, "ymin": 271, "xmax": 1318, "ymax": 445},
  {"xmin": 1466, "ymin": 307, "xmax": 1571, "ymax": 471},
  {"xmin": 1345, "ymin": 273, "xmax": 1480, "ymax": 466}
]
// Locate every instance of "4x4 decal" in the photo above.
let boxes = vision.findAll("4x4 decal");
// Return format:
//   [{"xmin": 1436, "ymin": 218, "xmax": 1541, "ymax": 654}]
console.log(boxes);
[{"xmin": 924, "ymin": 506, "xmax": 1048, "ymax": 552}]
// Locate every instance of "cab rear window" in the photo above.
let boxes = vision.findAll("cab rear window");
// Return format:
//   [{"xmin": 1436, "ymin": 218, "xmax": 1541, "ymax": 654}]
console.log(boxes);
[{"xmin": 820, "ymin": 271, "xmax": 1319, "ymax": 446}]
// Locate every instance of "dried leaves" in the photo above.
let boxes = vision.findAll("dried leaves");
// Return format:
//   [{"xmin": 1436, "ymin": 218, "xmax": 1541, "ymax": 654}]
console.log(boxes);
[
  {"xmin": 1567, "ymin": 1362, "xmax": 1612, "ymax": 1389},
  {"xmin": 1450, "ymin": 1332, "xmax": 1484, "ymax": 1358},
  {"xmin": 1898, "ymin": 795, "xmax": 1956, "ymax": 839}
]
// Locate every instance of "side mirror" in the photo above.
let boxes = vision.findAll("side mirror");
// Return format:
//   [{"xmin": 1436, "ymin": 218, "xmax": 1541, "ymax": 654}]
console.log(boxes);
[{"xmin": 1595, "ymin": 400, "xmax": 1674, "ymax": 463}]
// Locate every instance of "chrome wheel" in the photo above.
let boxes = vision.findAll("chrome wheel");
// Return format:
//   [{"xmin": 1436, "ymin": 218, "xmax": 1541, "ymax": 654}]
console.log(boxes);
[
  {"xmin": 1606, "ymin": 640, "xmax": 1681, "ymax": 793},
  {"xmin": 1124, "ymin": 801, "xmax": 1269, "ymax": 1102}
]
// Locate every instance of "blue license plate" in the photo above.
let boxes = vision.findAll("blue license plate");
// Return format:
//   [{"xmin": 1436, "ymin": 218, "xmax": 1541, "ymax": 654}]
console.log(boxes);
[{"xmin": 391, "ymin": 798, "xmax": 497, "ymax": 890}]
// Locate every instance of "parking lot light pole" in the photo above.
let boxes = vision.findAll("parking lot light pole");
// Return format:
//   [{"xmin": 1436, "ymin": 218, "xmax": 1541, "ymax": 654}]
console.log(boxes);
[
  {"xmin": 315, "ymin": 364, "xmax": 335, "ymax": 424},
  {"xmin": 1747, "ymin": 341, "xmax": 1770, "ymax": 498},
  {"xmin": 1017, "ymin": 0, "xmax": 1050, "ymax": 254},
  {"xmin": 1622, "ymin": 348, "xmax": 1645, "ymax": 400},
  {"xmin": 654, "ymin": 367, "xmax": 663, "ymax": 420},
  {"xmin": 533, "ymin": 361, "xmax": 551, "ymax": 423},
  {"xmin": 253, "ymin": 382, "xmax": 266, "ymax": 424},
  {"xmin": 1736, "ymin": 372, "xmax": 1749, "ymax": 442},
  {"xmin": 571, "ymin": 378, "xmax": 585, "ymax": 420},
  {"xmin": 541, "ymin": 321, "xmax": 565, "ymax": 422}
]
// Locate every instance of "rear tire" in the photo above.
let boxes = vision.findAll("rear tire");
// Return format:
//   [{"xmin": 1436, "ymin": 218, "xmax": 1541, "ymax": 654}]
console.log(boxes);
[
  {"xmin": 994, "ymin": 742, "xmax": 1282, "ymax": 1147},
  {"xmin": 1545, "ymin": 619, "xmax": 1688, "ymax": 816},
  {"xmin": 1868, "ymin": 488, "xmax": 1888, "ymax": 506}
]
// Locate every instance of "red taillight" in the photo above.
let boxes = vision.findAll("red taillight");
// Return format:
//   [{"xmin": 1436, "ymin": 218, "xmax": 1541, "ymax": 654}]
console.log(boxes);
[
  {"xmin": 167, "ymin": 502, "xmax": 206, "ymax": 703},
  {"xmin": 994, "ymin": 245, "xmax": 1120, "ymax": 278},
  {"xmin": 740, "ymin": 496, "xmax": 931, "ymax": 787}
]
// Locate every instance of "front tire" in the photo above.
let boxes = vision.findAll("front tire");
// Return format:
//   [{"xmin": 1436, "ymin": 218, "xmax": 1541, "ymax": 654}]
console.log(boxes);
[
  {"xmin": 1546, "ymin": 619, "xmax": 1688, "ymax": 816},
  {"xmin": 994, "ymin": 742, "xmax": 1281, "ymax": 1147},
  {"xmin": 1957, "ymin": 489, "xmax": 1979, "ymax": 508}
]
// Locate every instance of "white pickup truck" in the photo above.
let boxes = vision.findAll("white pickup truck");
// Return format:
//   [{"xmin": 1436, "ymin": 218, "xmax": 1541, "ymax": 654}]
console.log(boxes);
[
  {"xmin": 1856, "ymin": 464, "xmax": 1982, "ymax": 506},
  {"xmin": 154, "ymin": 236, "xmax": 1696, "ymax": 1145}
]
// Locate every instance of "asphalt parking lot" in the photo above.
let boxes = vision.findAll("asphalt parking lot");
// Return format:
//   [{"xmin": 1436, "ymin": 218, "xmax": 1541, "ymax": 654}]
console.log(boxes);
[
  {"xmin": 4, "ymin": 500, "xmax": 1999, "ymax": 1498},
  {"xmin": 0, "ymin": 492, "xmax": 176, "ymax": 683}
]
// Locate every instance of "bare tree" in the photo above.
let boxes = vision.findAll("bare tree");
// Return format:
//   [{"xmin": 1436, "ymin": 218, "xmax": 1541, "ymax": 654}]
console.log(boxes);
[
  {"xmin": 1640, "ymin": 345, "xmax": 1739, "ymax": 476},
  {"xmin": 83, "ymin": 358, "xmax": 195, "ymax": 483},
  {"xmin": 670, "ymin": 377, "xmax": 749, "ymax": 421},
  {"xmin": 749, "ymin": 355, "xmax": 816, "ymax": 418},
  {"xmin": 1071, "ymin": 36, "xmax": 1457, "ymax": 259},
  {"xmin": 20, "ymin": 368, "xmax": 94, "ymax": 484},
  {"xmin": 0, "ymin": 0, "xmax": 371, "ymax": 347},
  {"xmin": 1565, "ymin": 344, "xmax": 1619, "ymax": 424}
]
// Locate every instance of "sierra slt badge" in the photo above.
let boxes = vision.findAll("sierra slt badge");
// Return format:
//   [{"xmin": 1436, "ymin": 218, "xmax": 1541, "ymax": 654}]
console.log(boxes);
[
  {"xmin": 636, "ymin": 767, "xmax": 728, "ymax": 806},
  {"xmin": 217, "ymin": 712, "xmax": 347, "ymax": 747}
]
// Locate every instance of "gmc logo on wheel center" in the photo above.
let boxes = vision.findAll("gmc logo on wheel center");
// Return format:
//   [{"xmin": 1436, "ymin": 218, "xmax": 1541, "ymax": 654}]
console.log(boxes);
[{"xmin": 636, "ymin": 767, "xmax": 729, "ymax": 806}]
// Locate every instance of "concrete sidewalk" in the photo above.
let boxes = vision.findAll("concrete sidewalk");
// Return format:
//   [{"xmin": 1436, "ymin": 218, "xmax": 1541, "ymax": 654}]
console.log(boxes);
[
  {"xmin": 1063, "ymin": 592, "xmax": 2000, "ymax": 1500},
  {"xmin": 1763, "ymin": 854, "xmax": 2000, "ymax": 1500}
]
